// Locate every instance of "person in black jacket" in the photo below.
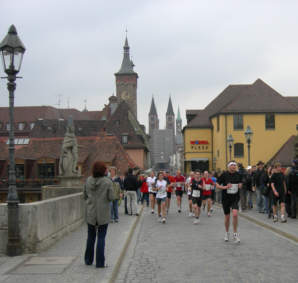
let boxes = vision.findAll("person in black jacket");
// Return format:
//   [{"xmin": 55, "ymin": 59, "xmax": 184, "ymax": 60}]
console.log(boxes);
[
  {"xmin": 254, "ymin": 161, "xmax": 267, "ymax": 213},
  {"xmin": 124, "ymin": 168, "xmax": 139, "ymax": 216},
  {"xmin": 288, "ymin": 160, "xmax": 298, "ymax": 219}
]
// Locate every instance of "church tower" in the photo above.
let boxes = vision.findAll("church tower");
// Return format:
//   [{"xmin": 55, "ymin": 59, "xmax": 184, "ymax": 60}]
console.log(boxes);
[
  {"xmin": 115, "ymin": 36, "xmax": 138, "ymax": 118},
  {"xmin": 166, "ymin": 97, "xmax": 175, "ymax": 136},
  {"xmin": 149, "ymin": 97, "xmax": 159, "ymax": 137},
  {"xmin": 176, "ymin": 106, "xmax": 182, "ymax": 136}
]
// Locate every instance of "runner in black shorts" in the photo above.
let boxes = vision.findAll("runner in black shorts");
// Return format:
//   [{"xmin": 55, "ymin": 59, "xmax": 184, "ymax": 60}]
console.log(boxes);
[
  {"xmin": 191, "ymin": 171, "xmax": 203, "ymax": 224},
  {"xmin": 271, "ymin": 162, "xmax": 287, "ymax": 223},
  {"xmin": 217, "ymin": 161, "xmax": 242, "ymax": 243}
]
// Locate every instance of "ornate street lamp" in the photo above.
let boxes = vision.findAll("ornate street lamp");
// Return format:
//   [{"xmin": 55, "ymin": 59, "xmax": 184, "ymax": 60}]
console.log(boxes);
[
  {"xmin": 244, "ymin": 125, "xmax": 253, "ymax": 166},
  {"xmin": 227, "ymin": 134, "xmax": 234, "ymax": 161},
  {"xmin": 0, "ymin": 25, "xmax": 26, "ymax": 256}
]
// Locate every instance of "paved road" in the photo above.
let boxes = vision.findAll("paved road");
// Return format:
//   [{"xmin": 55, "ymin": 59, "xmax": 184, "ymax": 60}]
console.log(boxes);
[{"xmin": 116, "ymin": 196, "xmax": 298, "ymax": 283}]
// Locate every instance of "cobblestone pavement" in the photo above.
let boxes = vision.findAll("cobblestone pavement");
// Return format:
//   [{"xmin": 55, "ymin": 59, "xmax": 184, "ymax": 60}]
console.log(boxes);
[{"xmin": 116, "ymin": 196, "xmax": 298, "ymax": 283}]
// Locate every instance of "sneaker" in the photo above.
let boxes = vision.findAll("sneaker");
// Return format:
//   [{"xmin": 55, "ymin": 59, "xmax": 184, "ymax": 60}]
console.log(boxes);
[
  {"xmin": 151, "ymin": 210, "xmax": 154, "ymax": 214},
  {"xmin": 273, "ymin": 215, "xmax": 278, "ymax": 222},
  {"xmin": 210, "ymin": 207, "xmax": 213, "ymax": 212},
  {"xmin": 189, "ymin": 212, "xmax": 193, "ymax": 217},
  {"xmin": 193, "ymin": 218, "xmax": 200, "ymax": 225},
  {"xmin": 192, "ymin": 212, "xmax": 195, "ymax": 217},
  {"xmin": 233, "ymin": 233, "xmax": 240, "ymax": 243},
  {"xmin": 114, "ymin": 219, "xmax": 119, "ymax": 223},
  {"xmin": 162, "ymin": 218, "xmax": 166, "ymax": 224},
  {"xmin": 207, "ymin": 212, "xmax": 211, "ymax": 217},
  {"xmin": 224, "ymin": 232, "xmax": 229, "ymax": 242},
  {"xmin": 281, "ymin": 215, "xmax": 287, "ymax": 223},
  {"xmin": 178, "ymin": 209, "xmax": 181, "ymax": 213}
]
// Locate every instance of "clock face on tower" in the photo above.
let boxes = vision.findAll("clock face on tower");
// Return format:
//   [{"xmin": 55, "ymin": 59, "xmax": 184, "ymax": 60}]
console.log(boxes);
[{"xmin": 121, "ymin": 91, "xmax": 131, "ymax": 100}]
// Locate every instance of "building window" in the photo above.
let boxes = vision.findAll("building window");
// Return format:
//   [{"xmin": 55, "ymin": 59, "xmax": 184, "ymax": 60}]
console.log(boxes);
[
  {"xmin": 38, "ymin": 164, "xmax": 55, "ymax": 179},
  {"xmin": 265, "ymin": 113, "xmax": 275, "ymax": 130},
  {"xmin": 0, "ymin": 122, "xmax": 2, "ymax": 130},
  {"xmin": 233, "ymin": 114, "xmax": 243, "ymax": 130},
  {"xmin": 16, "ymin": 164, "xmax": 25, "ymax": 179},
  {"xmin": 121, "ymin": 135, "xmax": 128, "ymax": 144},
  {"xmin": 217, "ymin": 150, "xmax": 220, "ymax": 157},
  {"xmin": 6, "ymin": 123, "xmax": 10, "ymax": 130},
  {"xmin": 18, "ymin": 123, "xmax": 25, "ymax": 130},
  {"xmin": 30, "ymin": 122, "xmax": 35, "ymax": 130},
  {"xmin": 115, "ymin": 120, "xmax": 120, "ymax": 126},
  {"xmin": 216, "ymin": 116, "xmax": 220, "ymax": 131},
  {"xmin": 234, "ymin": 143, "xmax": 244, "ymax": 157}
]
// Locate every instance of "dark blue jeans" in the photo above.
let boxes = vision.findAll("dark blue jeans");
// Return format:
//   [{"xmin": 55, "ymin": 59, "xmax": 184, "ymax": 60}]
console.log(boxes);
[
  {"xmin": 110, "ymin": 200, "xmax": 119, "ymax": 220},
  {"xmin": 84, "ymin": 223, "xmax": 108, "ymax": 267}
]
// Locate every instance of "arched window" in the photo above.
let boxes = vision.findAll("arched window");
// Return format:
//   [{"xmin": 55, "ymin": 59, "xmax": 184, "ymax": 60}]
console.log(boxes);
[{"xmin": 234, "ymin": 143, "xmax": 244, "ymax": 158}]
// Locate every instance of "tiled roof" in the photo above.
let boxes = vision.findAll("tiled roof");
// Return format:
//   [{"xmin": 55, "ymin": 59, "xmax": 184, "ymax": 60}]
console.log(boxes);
[
  {"xmin": 0, "ymin": 106, "xmax": 100, "ymax": 131},
  {"xmin": 187, "ymin": 110, "xmax": 212, "ymax": 128},
  {"xmin": 285, "ymin": 97, "xmax": 298, "ymax": 109},
  {"xmin": 30, "ymin": 119, "xmax": 106, "ymax": 138},
  {"xmin": 219, "ymin": 79, "xmax": 298, "ymax": 114},
  {"xmin": 268, "ymin": 135, "xmax": 297, "ymax": 166},
  {"xmin": 0, "ymin": 135, "xmax": 136, "ymax": 175},
  {"xmin": 185, "ymin": 79, "xmax": 298, "ymax": 129}
]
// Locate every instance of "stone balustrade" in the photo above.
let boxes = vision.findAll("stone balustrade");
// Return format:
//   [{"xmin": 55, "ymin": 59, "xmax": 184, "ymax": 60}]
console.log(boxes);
[{"xmin": 0, "ymin": 192, "xmax": 85, "ymax": 254}]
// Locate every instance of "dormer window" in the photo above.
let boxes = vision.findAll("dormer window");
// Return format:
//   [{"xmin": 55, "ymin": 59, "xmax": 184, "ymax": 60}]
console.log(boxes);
[
  {"xmin": 121, "ymin": 135, "xmax": 128, "ymax": 144},
  {"xmin": 18, "ymin": 122, "xmax": 25, "ymax": 130}
]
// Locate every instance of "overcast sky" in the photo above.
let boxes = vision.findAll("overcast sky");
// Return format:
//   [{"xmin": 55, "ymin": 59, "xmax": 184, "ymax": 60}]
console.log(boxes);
[{"xmin": 1, "ymin": 1, "xmax": 298, "ymax": 131}]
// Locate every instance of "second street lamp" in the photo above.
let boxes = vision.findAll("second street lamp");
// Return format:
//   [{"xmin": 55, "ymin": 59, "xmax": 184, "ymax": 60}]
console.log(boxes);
[
  {"xmin": 0, "ymin": 25, "xmax": 26, "ymax": 256},
  {"xmin": 227, "ymin": 134, "xmax": 234, "ymax": 161},
  {"xmin": 244, "ymin": 125, "xmax": 253, "ymax": 166}
]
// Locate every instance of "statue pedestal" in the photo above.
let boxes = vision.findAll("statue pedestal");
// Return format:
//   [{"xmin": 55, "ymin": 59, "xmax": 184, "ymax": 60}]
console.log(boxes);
[{"xmin": 58, "ymin": 175, "xmax": 82, "ymax": 188}]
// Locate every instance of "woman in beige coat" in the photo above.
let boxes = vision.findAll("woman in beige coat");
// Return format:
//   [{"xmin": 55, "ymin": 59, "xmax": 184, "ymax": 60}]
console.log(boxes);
[{"xmin": 84, "ymin": 161, "xmax": 114, "ymax": 268}]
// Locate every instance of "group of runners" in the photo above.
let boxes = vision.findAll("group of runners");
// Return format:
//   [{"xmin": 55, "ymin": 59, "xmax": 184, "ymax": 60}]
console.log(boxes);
[{"xmin": 145, "ymin": 162, "xmax": 243, "ymax": 243}]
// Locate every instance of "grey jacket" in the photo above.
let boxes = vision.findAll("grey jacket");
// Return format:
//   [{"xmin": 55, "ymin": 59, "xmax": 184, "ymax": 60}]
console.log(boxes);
[{"xmin": 84, "ymin": 176, "xmax": 115, "ymax": 226}]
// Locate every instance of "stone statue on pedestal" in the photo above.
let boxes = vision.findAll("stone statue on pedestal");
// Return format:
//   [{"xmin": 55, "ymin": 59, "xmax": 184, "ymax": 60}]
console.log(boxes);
[{"xmin": 59, "ymin": 116, "xmax": 78, "ymax": 177}]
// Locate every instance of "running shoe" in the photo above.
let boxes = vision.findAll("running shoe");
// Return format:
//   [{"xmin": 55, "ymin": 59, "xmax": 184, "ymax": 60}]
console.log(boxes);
[
  {"xmin": 281, "ymin": 215, "xmax": 287, "ymax": 223},
  {"xmin": 193, "ymin": 218, "xmax": 200, "ymax": 225},
  {"xmin": 189, "ymin": 212, "xmax": 193, "ymax": 217},
  {"xmin": 224, "ymin": 232, "xmax": 229, "ymax": 242},
  {"xmin": 233, "ymin": 233, "xmax": 240, "ymax": 243},
  {"xmin": 178, "ymin": 209, "xmax": 181, "ymax": 213},
  {"xmin": 151, "ymin": 210, "xmax": 154, "ymax": 214},
  {"xmin": 210, "ymin": 207, "xmax": 213, "ymax": 212},
  {"xmin": 162, "ymin": 218, "xmax": 166, "ymax": 224},
  {"xmin": 273, "ymin": 215, "xmax": 278, "ymax": 222},
  {"xmin": 207, "ymin": 212, "xmax": 211, "ymax": 217}
]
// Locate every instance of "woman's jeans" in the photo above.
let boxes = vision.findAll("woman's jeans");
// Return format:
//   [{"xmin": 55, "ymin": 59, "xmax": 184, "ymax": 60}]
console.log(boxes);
[
  {"xmin": 84, "ymin": 223, "xmax": 108, "ymax": 267},
  {"xmin": 110, "ymin": 200, "xmax": 119, "ymax": 220},
  {"xmin": 141, "ymin": 192, "xmax": 149, "ymax": 206}
]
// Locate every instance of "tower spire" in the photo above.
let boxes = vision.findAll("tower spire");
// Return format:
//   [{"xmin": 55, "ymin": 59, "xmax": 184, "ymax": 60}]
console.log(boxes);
[
  {"xmin": 166, "ymin": 96, "xmax": 174, "ymax": 115},
  {"xmin": 149, "ymin": 96, "xmax": 158, "ymax": 116},
  {"xmin": 116, "ymin": 34, "xmax": 136, "ymax": 75},
  {"xmin": 176, "ymin": 106, "xmax": 182, "ymax": 121}
]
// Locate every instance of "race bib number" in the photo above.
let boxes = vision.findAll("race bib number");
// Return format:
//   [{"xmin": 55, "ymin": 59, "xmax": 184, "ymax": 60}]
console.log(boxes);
[
  {"xmin": 205, "ymin": 184, "xmax": 211, "ymax": 191},
  {"xmin": 192, "ymin": 190, "xmax": 200, "ymax": 198},
  {"xmin": 187, "ymin": 189, "xmax": 192, "ymax": 195},
  {"xmin": 227, "ymin": 184, "xmax": 238, "ymax": 194}
]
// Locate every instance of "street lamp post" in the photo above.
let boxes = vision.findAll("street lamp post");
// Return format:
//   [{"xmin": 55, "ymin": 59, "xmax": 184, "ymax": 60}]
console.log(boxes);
[
  {"xmin": 227, "ymin": 134, "xmax": 234, "ymax": 161},
  {"xmin": 244, "ymin": 126, "xmax": 253, "ymax": 166},
  {"xmin": 0, "ymin": 25, "xmax": 26, "ymax": 256}
]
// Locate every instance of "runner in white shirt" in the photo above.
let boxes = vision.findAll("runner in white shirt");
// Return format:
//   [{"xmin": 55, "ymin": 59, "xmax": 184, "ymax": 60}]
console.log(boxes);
[
  {"xmin": 153, "ymin": 172, "xmax": 168, "ymax": 223},
  {"xmin": 186, "ymin": 171, "xmax": 195, "ymax": 217},
  {"xmin": 146, "ymin": 171, "xmax": 156, "ymax": 214}
]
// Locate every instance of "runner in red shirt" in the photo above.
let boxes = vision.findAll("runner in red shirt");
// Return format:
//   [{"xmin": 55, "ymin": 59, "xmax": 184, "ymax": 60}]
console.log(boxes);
[
  {"xmin": 186, "ymin": 171, "xmax": 195, "ymax": 217},
  {"xmin": 164, "ymin": 171, "xmax": 175, "ymax": 213},
  {"xmin": 202, "ymin": 171, "xmax": 214, "ymax": 217},
  {"xmin": 174, "ymin": 170, "xmax": 185, "ymax": 213}
]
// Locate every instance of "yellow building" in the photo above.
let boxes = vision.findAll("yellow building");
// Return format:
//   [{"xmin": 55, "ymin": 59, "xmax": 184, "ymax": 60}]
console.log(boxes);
[{"xmin": 183, "ymin": 79, "xmax": 298, "ymax": 173}]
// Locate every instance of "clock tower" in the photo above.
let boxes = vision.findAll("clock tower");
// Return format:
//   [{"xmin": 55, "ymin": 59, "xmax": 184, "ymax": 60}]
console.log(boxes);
[{"xmin": 115, "ymin": 36, "xmax": 138, "ymax": 118}]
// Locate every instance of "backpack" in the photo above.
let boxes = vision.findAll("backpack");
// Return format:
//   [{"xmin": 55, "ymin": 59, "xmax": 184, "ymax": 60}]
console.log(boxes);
[{"xmin": 112, "ymin": 181, "xmax": 121, "ymax": 199}]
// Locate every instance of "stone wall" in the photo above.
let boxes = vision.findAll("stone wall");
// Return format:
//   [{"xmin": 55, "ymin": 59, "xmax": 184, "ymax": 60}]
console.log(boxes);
[
  {"xmin": 0, "ymin": 192, "xmax": 85, "ymax": 254},
  {"xmin": 42, "ymin": 185, "xmax": 83, "ymax": 200}
]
